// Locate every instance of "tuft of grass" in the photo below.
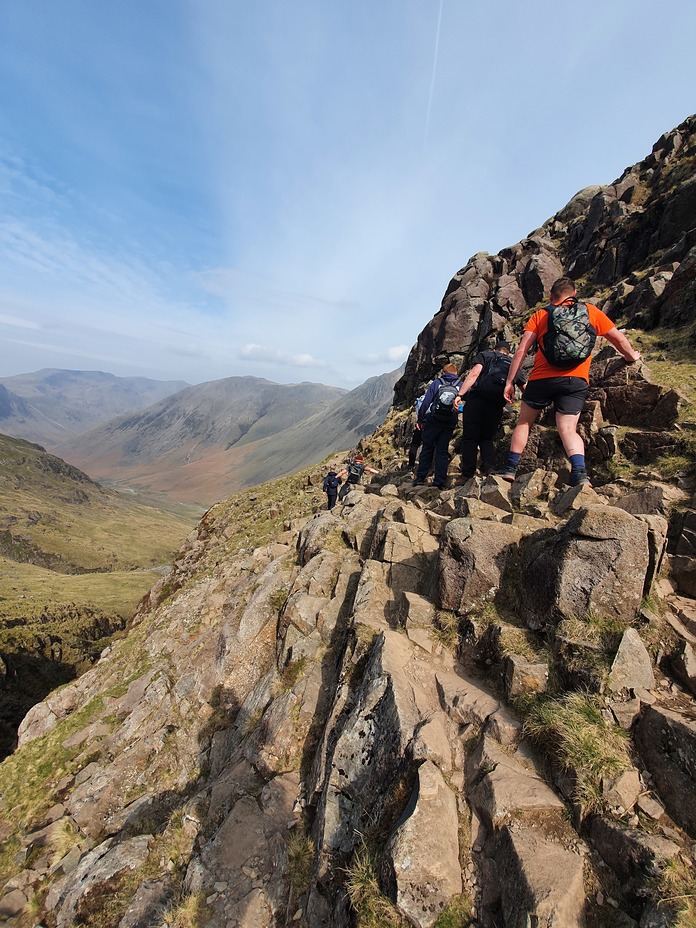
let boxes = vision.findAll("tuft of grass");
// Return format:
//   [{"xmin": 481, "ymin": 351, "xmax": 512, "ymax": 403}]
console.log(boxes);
[
  {"xmin": 46, "ymin": 817, "xmax": 81, "ymax": 866},
  {"xmin": 523, "ymin": 692, "xmax": 632, "ymax": 814},
  {"xmin": 498, "ymin": 625, "xmax": 547, "ymax": 662},
  {"xmin": 162, "ymin": 891, "xmax": 212, "ymax": 928},
  {"xmin": 585, "ymin": 610, "xmax": 626, "ymax": 653},
  {"xmin": 433, "ymin": 894, "xmax": 473, "ymax": 928},
  {"xmin": 433, "ymin": 611, "xmax": 460, "ymax": 651},
  {"xmin": 275, "ymin": 657, "xmax": 308, "ymax": 694},
  {"xmin": 287, "ymin": 830, "xmax": 315, "ymax": 896},
  {"xmin": 268, "ymin": 587, "xmax": 289, "ymax": 615},
  {"xmin": 345, "ymin": 840, "xmax": 409, "ymax": 928},
  {"xmin": 650, "ymin": 855, "xmax": 696, "ymax": 928}
]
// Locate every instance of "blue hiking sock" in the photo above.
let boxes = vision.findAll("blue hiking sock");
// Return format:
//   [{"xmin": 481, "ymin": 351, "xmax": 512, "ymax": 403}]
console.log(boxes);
[
  {"xmin": 569, "ymin": 454, "xmax": 585, "ymax": 471},
  {"xmin": 506, "ymin": 451, "xmax": 522, "ymax": 468}
]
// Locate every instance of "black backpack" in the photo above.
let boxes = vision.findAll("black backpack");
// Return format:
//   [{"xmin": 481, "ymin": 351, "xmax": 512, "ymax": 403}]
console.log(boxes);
[
  {"xmin": 539, "ymin": 299, "xmax": 597, "ymax": 368},
  {"xmin": 472, "ymin": 352, "xmax": 511, "ymax": 397},
  {"xmin": 428, "ymin": 378, "xmax": 462, "ymax": 421},
  {"xmin": 346, "ymin": 462, "xmax": 365, "ymax": 484},
  {"xmin": 323, "ymin": 474, "xmax": 340, "ymax": 492}
]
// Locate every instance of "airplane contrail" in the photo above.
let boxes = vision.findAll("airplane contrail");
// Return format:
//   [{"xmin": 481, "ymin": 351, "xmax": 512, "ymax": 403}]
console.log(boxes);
[{"xmin": 424, "ymin": 0, "xmax": 444, "ymax": 152}]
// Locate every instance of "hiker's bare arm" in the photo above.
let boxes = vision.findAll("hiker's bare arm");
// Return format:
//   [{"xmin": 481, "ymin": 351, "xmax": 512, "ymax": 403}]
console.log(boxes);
[
  {"xmin": 457, "ymin": 363, "xmax": 483, "ymax": 396},
  {"xmin": 504, "ymin": 331, "xmax": 536, "ymax": 402},
  {"xmin": 604, "ymin": 327, "xmax": 641, "ymax": 363},
  {"xmin": 366, "ymin": 466, "xmax": 379, "ymax": 474},
  {"xmin": 336, "ymin": 469, "xmax": 347, "ymax": 479}
]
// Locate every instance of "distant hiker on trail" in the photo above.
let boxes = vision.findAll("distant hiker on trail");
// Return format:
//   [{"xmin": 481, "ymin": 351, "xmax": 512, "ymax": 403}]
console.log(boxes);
[
  {"xmin": 413, "ymin": 363, "xmax": 462, "ymax": 489},
  {"xmin": 498, "ymin": 276, "xmax": 641, "ymax": 487},
  {"xmin": 336, "ymin": 454, "xmax": 380, "ymax": 501},
  {"xmin": 407, "ymin": 392, "xmax": 427, "ymax": 470},
  {"xmin": 455, "ymin": 341, "xmax": 526, "ymax": 482},
  {"xmin": 322, "ymin": 470, "xmax": 342, "ymax": 509}
]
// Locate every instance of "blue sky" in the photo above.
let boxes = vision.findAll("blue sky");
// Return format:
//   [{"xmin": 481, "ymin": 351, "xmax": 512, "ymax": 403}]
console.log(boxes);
[{"xmin": 0, "ymin": 1, "xmax": 694, "ymax": 388}]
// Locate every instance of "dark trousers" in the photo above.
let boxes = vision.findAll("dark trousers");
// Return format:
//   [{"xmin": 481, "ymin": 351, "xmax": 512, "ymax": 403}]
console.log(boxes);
[
  {"xmin": 408, "ymin": 428, "xmax": 422, "ymax": 468},
  {"xmin": 326, "ymin": 492, "xmax": 337, "ymax": 509},
  {"xmin": 338, "ymin": 479, "xmax": 357, "ymax": 501},
  {"xmin": 416, "ymin": 419, "xmax": 455, "ymax": 487},
  {"xmin": 460, "ymin": 395, "xmax": 505, "ymax": 478}
]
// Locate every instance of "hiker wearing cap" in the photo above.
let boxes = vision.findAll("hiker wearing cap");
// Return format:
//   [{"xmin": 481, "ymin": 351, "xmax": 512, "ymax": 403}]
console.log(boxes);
[
  {"xmin": 336, "ymin": 454, "xmax": 380, "ymax": 501},
  {"xmin": 413, "ymin": 363, "xmax": 462, "ymax": 489},
  {"xmin": 498, "ymin": 276, "xmax": 641, "ymax": 486},
  {"xmin": 455, "ymin": 341, "xmax": 525, "ymax": 481}
]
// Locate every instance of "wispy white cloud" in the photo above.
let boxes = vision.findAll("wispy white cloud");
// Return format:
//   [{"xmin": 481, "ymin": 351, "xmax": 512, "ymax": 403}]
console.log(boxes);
[
  {"xmin": 357, "ymin": 345, "xmax": 410, "ymax": 366},
  {"xmin": 239, "ymin": 343, "xmax": 327, "ymax": 369},
  {"xmin": 0, "ymin": 312, "xmax": 40, "ymax": 329},
  {"xmin": 198, "ymin": 267, "xmax": 355, "ymax": 316}
]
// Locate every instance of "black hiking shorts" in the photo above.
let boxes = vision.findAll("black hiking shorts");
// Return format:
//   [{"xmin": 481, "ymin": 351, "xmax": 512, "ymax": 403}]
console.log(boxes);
[{"xmin": 522, "ymin": 376, "xmax": 588, "ymax": 415}]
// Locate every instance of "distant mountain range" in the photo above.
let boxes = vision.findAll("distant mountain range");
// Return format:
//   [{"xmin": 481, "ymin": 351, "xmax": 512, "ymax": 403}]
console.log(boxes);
[
  {"xmin": 0, "ymin": 369, "xmax": 189, "ymax": 446},
  {"xmin": 56, "ymin": 370, "xmax": 401, "ymax": 505}
]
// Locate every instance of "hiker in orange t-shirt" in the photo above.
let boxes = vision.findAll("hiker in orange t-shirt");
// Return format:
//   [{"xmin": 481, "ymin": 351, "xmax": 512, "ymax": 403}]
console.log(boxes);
[{"xmin": 498, "ymin": 276, "xmax": 641, "ymax": 487}]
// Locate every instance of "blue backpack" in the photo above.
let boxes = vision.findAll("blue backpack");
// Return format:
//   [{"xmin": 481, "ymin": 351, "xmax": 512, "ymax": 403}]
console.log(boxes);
[{"xmin": 323, "ymin": 473, "xmax": 340, "ymax": 492}]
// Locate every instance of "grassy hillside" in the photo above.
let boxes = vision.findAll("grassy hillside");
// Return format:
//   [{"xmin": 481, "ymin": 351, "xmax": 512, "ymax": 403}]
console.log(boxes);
[
  {"xmin": 0, "ymin": 432, "xmax": 199, "ymax": 756},
  {"xmin": 0, "ymin": 433, "xmax": 198, "ymax": 571}
]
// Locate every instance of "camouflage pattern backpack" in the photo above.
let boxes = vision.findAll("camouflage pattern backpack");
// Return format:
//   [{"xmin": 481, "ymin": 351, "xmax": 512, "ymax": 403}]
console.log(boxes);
[{"xmin": 539, "ymin": 298, "xmax": 597, "ymax": 368}]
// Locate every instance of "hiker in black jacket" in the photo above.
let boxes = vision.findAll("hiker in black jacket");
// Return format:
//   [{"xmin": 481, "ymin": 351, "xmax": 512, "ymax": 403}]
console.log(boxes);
[
  {"xmin": 414, "ymin": 363, "xmax": 462, "ymax": 489},
  {"xmin": 456, "ymin": 342, "xmax": 524, "ymax": 481},
  {"xmin": 322, "ymin": 470, "xmax": 342, "ymax": 509}
]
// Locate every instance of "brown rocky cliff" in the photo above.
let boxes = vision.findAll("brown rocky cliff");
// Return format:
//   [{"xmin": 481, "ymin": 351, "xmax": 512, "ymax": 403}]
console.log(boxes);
[{"xmin": 392, "ymin": 114, "xmax": 696, "ymax": 409}]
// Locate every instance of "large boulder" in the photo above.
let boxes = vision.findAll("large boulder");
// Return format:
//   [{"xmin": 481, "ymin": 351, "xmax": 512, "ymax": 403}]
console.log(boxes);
[
  {"xmin": 589, "ymin": 354, "xmax": 682, "ymax": 430},
  {"xmin": 586, "ymin": 816, "xmax": 680, "ymax": 887},
  {"xmin": 437, "ymin": 518, "xmax": 523, "ymax": 613},
  {"xmin": 518, "ymin": 506, "xmax": 649, "ymax": 630}
]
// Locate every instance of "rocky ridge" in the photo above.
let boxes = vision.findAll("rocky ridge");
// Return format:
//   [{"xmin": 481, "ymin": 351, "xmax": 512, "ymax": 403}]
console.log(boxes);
[{"xmin": 1, "ymin": 450, "xmax": 694, "ymax": 928}]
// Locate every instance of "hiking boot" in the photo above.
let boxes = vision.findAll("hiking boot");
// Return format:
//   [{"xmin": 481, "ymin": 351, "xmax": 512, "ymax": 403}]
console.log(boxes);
[
  {"xmin": 569, "ymin": 468, "xmax": 591, "ymax": 487},
  {"xmin": 497, "ymin": 465, "xmax": 517, "ymax": 483}
]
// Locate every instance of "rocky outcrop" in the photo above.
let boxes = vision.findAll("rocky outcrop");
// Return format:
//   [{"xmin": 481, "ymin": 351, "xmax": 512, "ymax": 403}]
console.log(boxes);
[
  {"xmin": 2, "ymin": 461, "xmax": 694, "ymax": 928},
  {"xmin": 518, "ymin": 505, "xmax": 650, "ymax": 630},
  {"xmin": 388, "ymin": 116, "xmax": 696, "ymax": 486}
]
